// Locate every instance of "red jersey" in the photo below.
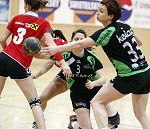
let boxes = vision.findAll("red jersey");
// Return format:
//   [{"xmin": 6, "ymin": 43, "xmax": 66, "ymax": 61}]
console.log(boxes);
[
  {"xmin": 53, "ymin": 38, "xmax": 67, "ymax": 46},
  {"xmin": 3, "ymin": 12, "xmax": 53, "ymax": 68},
  {"xmin": 53, "ymin": 38, "xmax": 67, "ymax": 68}
]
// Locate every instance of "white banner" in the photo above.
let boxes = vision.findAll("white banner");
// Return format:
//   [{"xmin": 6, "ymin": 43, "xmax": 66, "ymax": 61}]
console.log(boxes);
[
  {"xmin": 19, "ymin": 0, "xmax": 150, "ymax": 29},
  {"xmin": 0, "ymin": 0, "xmax": 10, "ymax": 23}
]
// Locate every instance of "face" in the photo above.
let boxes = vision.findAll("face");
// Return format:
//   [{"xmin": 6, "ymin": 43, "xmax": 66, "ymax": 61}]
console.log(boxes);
[
  {"xmin": 72, "ymin": 32, "xmax": 86, "ymax": 51},
  {"xmin": 72, "ymin": 32, "xmax": 85, "ymax": 42},
  {"xmin": 96, "ymin": 4, "xmax": 112, "ymax": 26},
  {"xmin": 24, "ymin": 2, "xmax": 28, "ymax": 12}
]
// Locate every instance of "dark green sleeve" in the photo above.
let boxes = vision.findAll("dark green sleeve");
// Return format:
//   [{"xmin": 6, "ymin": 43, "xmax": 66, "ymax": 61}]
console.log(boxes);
[
  {"xmin": 87, "ymin": 50, "xmax": 103, "ymax": 71},
  {"xmin": 90, "ymin": 27, "xmax": 115, "ymax": 47}
]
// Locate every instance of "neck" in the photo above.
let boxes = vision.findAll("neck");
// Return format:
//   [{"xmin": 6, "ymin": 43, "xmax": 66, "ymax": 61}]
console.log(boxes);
[
  {"xmin": 73, "ymin": 49, "xmax": 84, "ymax": 57},
  {"xmin": 103, "ymin": 21, "xmax": 112, "ymax": 27}
]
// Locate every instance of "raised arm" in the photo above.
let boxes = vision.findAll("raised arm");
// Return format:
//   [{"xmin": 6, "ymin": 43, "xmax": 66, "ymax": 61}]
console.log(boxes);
[{"xmin": 41, "ymin": 37, "xmax": 95, "ymax": 55}]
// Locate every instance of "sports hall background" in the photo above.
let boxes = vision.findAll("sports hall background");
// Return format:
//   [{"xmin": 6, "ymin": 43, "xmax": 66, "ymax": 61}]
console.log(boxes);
[
  {"xmin": 0, "ymin": 0, "xmax": 150, "ymax": 69},
  {"xmin": 0, "ymin": 1, "xmax": 150, "ymax": 129}
]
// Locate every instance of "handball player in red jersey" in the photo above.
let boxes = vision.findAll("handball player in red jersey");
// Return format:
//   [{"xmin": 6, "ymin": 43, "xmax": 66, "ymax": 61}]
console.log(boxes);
[{"xmin": 0, "ymin": 1, "xmax": 71, "ymax": 129}]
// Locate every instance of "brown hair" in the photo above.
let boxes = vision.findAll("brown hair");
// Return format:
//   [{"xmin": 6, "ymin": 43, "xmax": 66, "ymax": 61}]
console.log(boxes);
[
  {"xmin": 100, "ymin": 0, "xmax": 122, "ymax": 23},
  {"xmin": 71, "ymin": 29, "xmax": 94, "ymax": 51},
  {"xmin": 24, "ymin": 0, "xmax": 48, "ymax": 11},
  {"xmin": 53, "ymin": 30, "xmax": 67, "ymax": 41}
]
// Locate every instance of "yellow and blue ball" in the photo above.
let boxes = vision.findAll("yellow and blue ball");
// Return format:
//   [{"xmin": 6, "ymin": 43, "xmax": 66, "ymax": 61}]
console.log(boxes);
[{"xmin": 22, "ymin": 37, "xmax": 41, "ymax": 55}]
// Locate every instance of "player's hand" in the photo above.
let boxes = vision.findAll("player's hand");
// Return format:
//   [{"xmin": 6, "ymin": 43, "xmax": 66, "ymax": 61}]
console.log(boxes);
[
  {"xmin": 60, "ymin": 64, "xmax": 72, "ymax": 78},
  {"xmin": 85, "ymin": 79, "xmax": 94, "ymax": 90},
  {"xmin": 41, "ymin": 42, "xmax": 59, "ymax": 56}
]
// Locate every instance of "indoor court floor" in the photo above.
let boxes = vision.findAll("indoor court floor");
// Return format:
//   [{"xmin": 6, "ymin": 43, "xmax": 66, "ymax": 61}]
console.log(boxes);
[{"xmin": 0, "ymin": 59, "xmax": 149, "ymax": 129}]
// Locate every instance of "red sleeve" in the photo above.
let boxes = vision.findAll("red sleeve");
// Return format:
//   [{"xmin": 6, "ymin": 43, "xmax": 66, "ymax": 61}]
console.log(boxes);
[
  {"xmin": 43, "ymin": 20, "xmax": 53, "ymax": 35},
  {"xmin": 54, "ymin": 52, "xmax": 63, "ymax": 61},
  {"xmin": 54, "ymin": 38, "xmax": 67, "ymax": 46},
  {"xmin": 6, "ymin": 15, "xmax": 18, "ymax": 32},
  {"xmin": 53, "ymin": 38, "xmax": 67, "ymax": 61}
]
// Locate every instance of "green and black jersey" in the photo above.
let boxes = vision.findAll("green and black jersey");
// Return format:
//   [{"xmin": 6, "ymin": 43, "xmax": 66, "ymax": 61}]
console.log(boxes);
[
  {"xmin": 51, "ymin": 49, "xmax": 103, "ymax": 92},
  {"xmin": 90, "ymin": 22, "xmax": 149, "ymax": 77}
]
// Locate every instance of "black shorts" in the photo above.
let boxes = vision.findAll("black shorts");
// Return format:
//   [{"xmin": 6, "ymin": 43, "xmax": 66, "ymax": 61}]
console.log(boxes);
[
  {"xmin": 70, "ymin": 86, "xmax": 101, "ymax": 110},
  {"xmin": 56, "ymin": 71, "xmax": 66, "ymax": 82},
  {"xmin": 110, "ymin": 68, "xmax": 150, "ymax": 94},
  {"xmin": 0, "ymin": 52, "xmax": 31, "ymax": 79}
]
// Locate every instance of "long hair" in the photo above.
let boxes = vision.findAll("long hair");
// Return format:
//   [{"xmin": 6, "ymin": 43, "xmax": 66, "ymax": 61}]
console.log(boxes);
[
  {"xmin": 53, "ymin": 30, "xmax": 67, "ymax": 41},
  {"xmin": 24, "ymin": 0, "xmax": 48, "ymax": 11}
]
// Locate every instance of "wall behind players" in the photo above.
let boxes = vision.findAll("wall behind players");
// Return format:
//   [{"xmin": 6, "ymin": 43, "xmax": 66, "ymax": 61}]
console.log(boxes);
[{"xmin": 0, "ymin": 0, "xmax": 149, "ymax": 66}]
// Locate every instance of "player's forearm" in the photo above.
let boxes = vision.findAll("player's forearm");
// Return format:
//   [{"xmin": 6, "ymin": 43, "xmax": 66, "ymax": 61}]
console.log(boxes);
[
  {"xmin": 34, "ymin": 61, "xmax": 54, "ymax": 78},
  {"xmin": 34, "ymin": 51, "xmax": 50, "ymax": 59},
  {"xmin": 92, "ymin": 76, "xmax": 107, "ymax": 86},
  {"xmin": 58, "ymin": 41, "xmax": 83, "ymax": 53},
  {"xmin": 0, "ymin": 40, "xmax": 7, "ymax": 49}
]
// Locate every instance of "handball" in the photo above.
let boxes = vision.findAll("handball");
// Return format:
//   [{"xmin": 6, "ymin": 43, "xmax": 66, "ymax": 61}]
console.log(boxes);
[{"xmin": 22, "ymin": 37, "xmax": 41, "ymax": 55}]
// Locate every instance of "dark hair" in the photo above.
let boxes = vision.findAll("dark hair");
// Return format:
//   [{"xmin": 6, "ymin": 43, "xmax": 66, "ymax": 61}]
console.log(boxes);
[
  {"xmin": 53, "ymin": 30, "xmax": 67, "ymax": 41},
  {"xmin": 71, "ymin": 29, "xmax": 93, "ymax": 51},
  {"xmin": 100, "ymin": 0, "xmax": 122, "ymax": 23},
  {"xmin": 71, "ymin": 29, "xmax": 87, "ymax": 41},
  {"xmin": 24, "ymin": 0, "xmax": 48, "ymax": 11}
]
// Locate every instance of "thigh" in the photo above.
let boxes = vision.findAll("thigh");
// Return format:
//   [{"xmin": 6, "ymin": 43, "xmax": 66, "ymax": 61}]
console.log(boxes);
[
  {"xmin": 15, "ymin": 77, "xmax": 38, "ymax": 101},
  {"xmin": 92, "ymin": 82, "xmax": 125, "ymax": 104},
  {"xmin": 0, "ymin": 77, "xmax": 7, "ymax": 95},
  {"xmin": 70, "ymin": 92, "xmax": 90, "ymax": 110},
  {"xmin": 75, "ymin": 108, "xmax": 92, "ymax": 129},
  {"xmin": 132, "ymin": 94, "xmax": 149, "ymax": 113},
  {"xmin": 0, "ymin": 52, "xmax": 9, "ymax": 77},
  {"xmin": 40, "ymin": 77, "xmax": 67, "ymax": 101}
]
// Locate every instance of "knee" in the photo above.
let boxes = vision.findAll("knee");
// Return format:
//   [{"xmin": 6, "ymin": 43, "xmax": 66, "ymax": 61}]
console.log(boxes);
[
  {"xmin": 108, "ymin": 112, "xmax": 120, "ymax": 126},
  {"xmin": 133, "ymin": 108, "xmax": 146, "ymax": 121},
  {"xmin": 28, "ymin": 96, "xmax": 41, "ymax": 109},
  {"xmin": 56, "ymin": 82, "xmax": 68, "ymax": 93},
  {"xmin": 91, "ymin": 97, "xmax": 106, "ymax": 107},
  {"xmin": 61, "ymin": 84, "xmax": 68, "ymax": 92},
  {"xmin": 90, "ymin": 99, "xmax": 98, "ymax": 107},
  {"xmin": 40, "ymin": 93, "xmax": 47, "ymax": 104}
]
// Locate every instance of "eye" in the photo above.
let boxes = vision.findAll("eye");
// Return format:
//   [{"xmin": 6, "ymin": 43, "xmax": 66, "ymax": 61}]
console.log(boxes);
[{"xmin": 74, "ymin": 37, "xmax": 80, "ymax": 41}]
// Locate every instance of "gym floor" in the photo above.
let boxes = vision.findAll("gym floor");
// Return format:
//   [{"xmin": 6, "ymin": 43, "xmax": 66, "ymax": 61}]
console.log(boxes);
[{"xmin": 0, "ymin": 59, "xmax": 149, "ymax": 129}]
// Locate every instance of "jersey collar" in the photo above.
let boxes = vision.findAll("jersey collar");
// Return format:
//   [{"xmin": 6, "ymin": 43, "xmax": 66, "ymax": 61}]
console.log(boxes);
[{"xmin": 24, "ymin": 11, "xmax": 38, "ymax": 17}]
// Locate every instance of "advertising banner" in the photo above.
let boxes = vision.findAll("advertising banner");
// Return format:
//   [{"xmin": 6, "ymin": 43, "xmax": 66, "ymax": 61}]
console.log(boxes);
[
  {"xmin": 19, "ymin": 0, "xmax": 150, "ymax": 29},
  {"xmin": 0, "ymin": 0, "xmax": 10, "ymax": 23}
]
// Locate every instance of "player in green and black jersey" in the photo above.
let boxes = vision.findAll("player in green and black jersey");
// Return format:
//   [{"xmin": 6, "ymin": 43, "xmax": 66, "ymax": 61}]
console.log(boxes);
[{"xmin": 33, "ymin": 29, "xmax": 120, "ymax": 129}]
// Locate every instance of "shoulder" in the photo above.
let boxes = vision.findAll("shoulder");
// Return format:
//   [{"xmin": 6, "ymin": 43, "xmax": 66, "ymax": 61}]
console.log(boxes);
[
  {"xmin": 85, "ymin": 50, "xmax": 100, "ymax": 60},
  {"xmin": 11, "ymin": 14, "xmax": 22, "ymax": 21},
  {"xmin": 54, "ymin": 38, "xmax": 67, "ymax": 45},
  {"xmin": 39, "ymin": 16, "xmax": 49, "ymax": 23},
  {"xmin": 115, "ymin": 22, "xmax": 131, "ymax": 28}
]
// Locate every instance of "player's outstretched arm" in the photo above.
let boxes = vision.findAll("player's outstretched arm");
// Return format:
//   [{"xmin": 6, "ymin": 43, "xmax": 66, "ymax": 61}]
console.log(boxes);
[
  {"xmin": 41, "ymin": 37, "xmax": 95, "ymax": 56},
  {"xmin": 32, "ymin": 59, "xmax": 55, "ymax": 79}
]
